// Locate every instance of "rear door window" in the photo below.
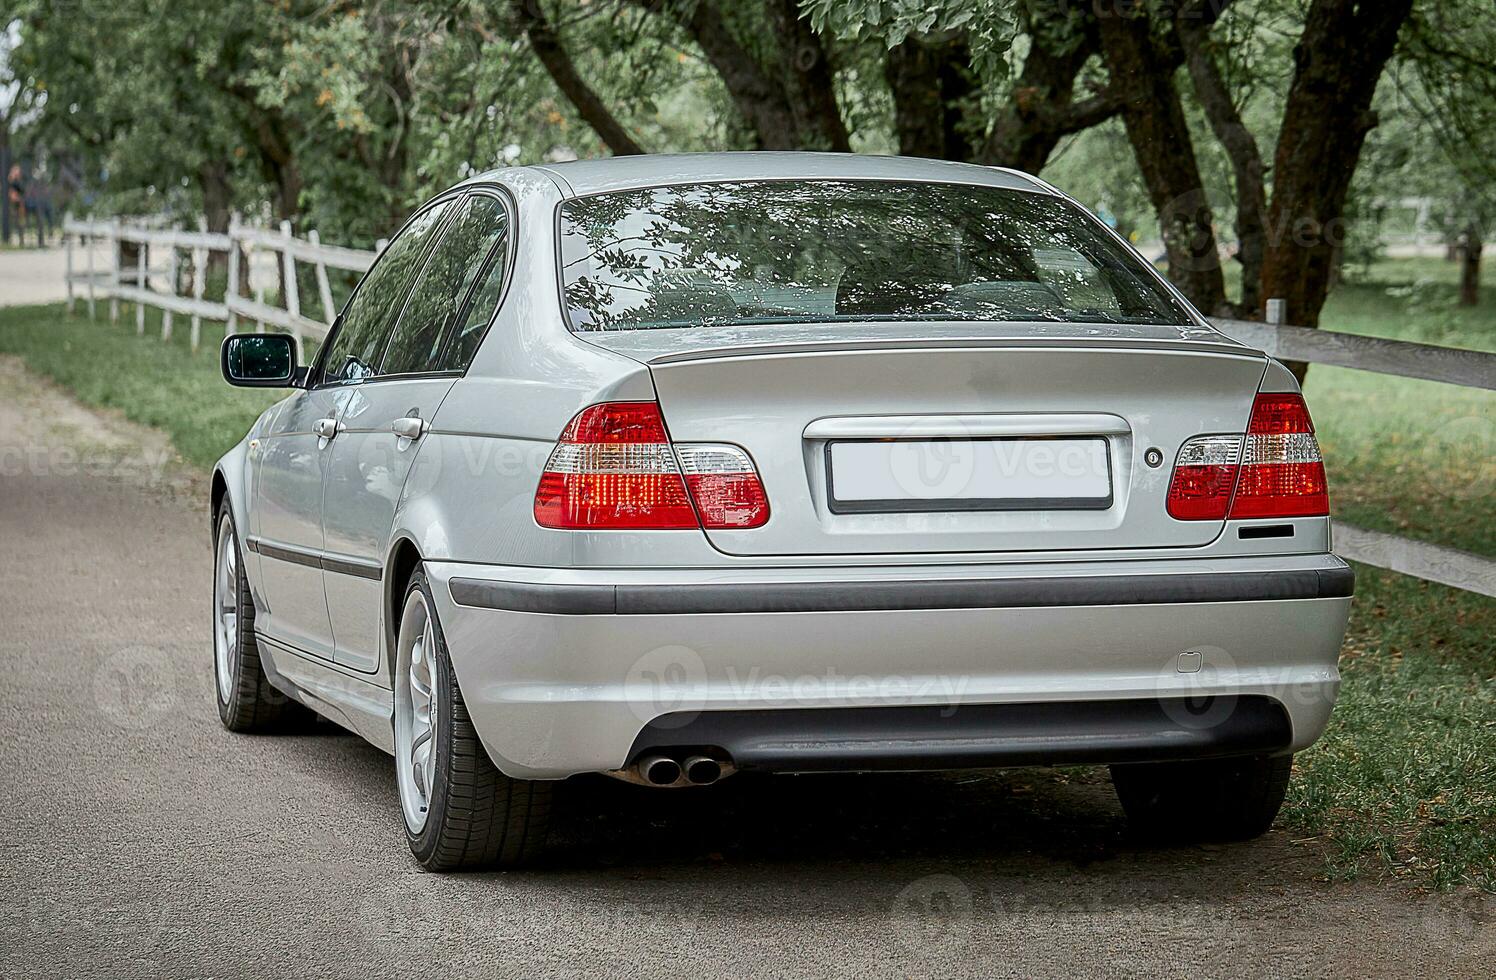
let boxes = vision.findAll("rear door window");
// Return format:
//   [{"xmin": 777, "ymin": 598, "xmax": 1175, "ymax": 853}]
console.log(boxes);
[
  {"xmin": 320, "ymin": 199, "xmax": 453, "ymax": 384},
  {"xmin": 380, "ymin": 193, "xmax": 510, "ymax": 376},
  {"xmin": 438, "ymin": 214, "xmax": 512, "ymax": 372}
]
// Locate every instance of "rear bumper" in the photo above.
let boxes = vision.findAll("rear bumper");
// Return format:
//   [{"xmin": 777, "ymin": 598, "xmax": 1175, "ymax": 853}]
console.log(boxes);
[{"xmin": 425, "ymin": 554, "xmax": 1352, "ymax": 779}]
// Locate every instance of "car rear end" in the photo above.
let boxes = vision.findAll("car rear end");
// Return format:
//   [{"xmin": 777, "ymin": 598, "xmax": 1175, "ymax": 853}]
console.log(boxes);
[{"xmin": 425, "ymin": 166, "xmax": 1351, "ymax": 801}]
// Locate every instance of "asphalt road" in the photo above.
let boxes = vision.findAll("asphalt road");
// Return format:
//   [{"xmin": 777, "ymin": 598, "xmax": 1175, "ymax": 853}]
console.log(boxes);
[{"xmin": 0, "ymin": 356, "xmax": 1491, "ymax": 979}]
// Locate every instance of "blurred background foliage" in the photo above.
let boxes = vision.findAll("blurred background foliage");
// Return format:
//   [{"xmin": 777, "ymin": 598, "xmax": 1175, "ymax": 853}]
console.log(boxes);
[{"xmin": 3, "ymin": 0, "xmax": 1495, "ymax": 324}]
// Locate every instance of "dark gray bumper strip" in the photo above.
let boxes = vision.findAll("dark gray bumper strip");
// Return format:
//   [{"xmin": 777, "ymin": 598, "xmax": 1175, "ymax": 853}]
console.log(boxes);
[
  {"xmin": 448, "ymin": 563, "xmax": 1354, "ymax": 615},
  {"xmin": 627, "ymin": 696, "xmax": 1294, "ymax": 771}
]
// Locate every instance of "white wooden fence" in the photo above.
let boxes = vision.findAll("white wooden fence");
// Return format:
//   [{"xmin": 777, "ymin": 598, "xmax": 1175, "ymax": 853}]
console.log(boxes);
[
  {"xmin": 55, "ymin": 216, "xmax": 1495, "ymax": 597},
  {"xmin": 61, "ymin": 216, "xmax": 382, "ymax": 355}
]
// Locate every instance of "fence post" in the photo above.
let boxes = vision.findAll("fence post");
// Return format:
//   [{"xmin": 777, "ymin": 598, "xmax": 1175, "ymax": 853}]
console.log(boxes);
[
  {"xmin": 252, "ymin": 233, "xmax": 266, "ymax": 332},
  {"xmin": 1265, "ymin": 297, "xmax": 1286, "ymax": 327},
  {"xmin": 64, "ymin": 228, "xmax": 75, "ymax": 315},
  {"xmin": 226, "ymin": 213, "xmax": 241, "ymax": 336},
  {"xmin": 108, "ymin": 219, "xmax": 121, "ymax": 325},
  {"xmin": 162, "ymin": 230, "xmax": 177, "ymax": 342},
  {"xmin": 308, "ymin": 229, "xmax": 336, "ymax": 327},
  {"xmin": 135, "ymin": 232, "xmax": 147, "ymax": 335},
  {"xmin": 191, "ymin": 217, "xmax": 206, "ymax": 353},
  {"xmin": 86, "ymin": 225, "xmax": 96, "ymax": 320},
  {"xmin": 280, "ymin": 219, "xmax": 303, "ymax": 357}
]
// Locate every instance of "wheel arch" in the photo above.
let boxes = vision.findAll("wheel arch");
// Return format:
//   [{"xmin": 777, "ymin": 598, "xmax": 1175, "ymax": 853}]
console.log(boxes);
[
  {"xmin": 210, "ymin": 468, "xmax": 229, "ymax": 540},
  {"xmin": 384, "ymin": 535, "xmax": 424, "ymax": 674}
]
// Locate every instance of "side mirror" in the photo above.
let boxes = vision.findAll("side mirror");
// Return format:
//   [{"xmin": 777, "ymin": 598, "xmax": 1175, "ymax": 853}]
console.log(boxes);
[{"xmin": 221, "ymin": 333, "xmax": 298, "ymax": 388}]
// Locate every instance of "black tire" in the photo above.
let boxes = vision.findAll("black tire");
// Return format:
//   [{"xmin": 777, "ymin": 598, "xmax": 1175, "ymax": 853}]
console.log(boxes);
[
  {"xmin": 213, "ymin": 503, "xmax": 313, "ymax": 733},
  {"xmin": 1110, "ymin": 753, "xmax": 1293, "ymax": 842},
  {"xmin": 402, "ymin": 568, "xmax": 553, "ymax": 871}
]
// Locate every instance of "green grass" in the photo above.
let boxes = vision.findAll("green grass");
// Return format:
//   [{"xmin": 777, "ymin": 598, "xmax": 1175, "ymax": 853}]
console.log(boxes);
[
  {"xmin": 0, "ymin": 261, "xmax": 1491, "ymax": 890},
  {"xmin": 1284, "ymin": 566, "xmax": 1496, "ymax": 891},
  {"xmin": 0, "ymin": 302, "xmax": 285, "ymax": 468}
]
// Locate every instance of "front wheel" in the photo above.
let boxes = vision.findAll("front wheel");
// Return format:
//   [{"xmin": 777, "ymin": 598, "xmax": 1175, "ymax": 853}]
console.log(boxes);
[
  {"xmin": 1110, "ymin": 754, "xmax": 1293, "ymax": 842},
  {"xmin": 213, "ymin": 504, "xmax": 312, "ymax": 732},
  {"xmin": 394, "ymin": 568, "xmax": 552, "ymax": 870}
]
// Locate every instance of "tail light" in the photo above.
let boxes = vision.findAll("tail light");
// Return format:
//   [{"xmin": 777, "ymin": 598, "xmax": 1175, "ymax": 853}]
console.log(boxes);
[
  {"xmin": 533, "ymin": 402, "xmax": 770, "ymax": 530},
  {"xmin": 1166, "ymin": 393, "xmax": 1329, "ymax": 521}
]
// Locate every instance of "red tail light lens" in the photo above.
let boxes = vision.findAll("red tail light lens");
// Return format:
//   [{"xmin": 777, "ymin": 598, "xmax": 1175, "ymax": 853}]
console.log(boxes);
[
  {"xmin": 1166, "ymin": 435, "xmax": 1241, "ymax": 520},
  {"xmin": 534, "ymin": 402, "xmax": 769, "ymax": 530},
  {"xmin": 1230, "ymin": 394, "xmax": 1329, "ymax": 518},
  {"xmin": 1166, "ymin": 393, "xmax": 1329, "ymax": 521}
]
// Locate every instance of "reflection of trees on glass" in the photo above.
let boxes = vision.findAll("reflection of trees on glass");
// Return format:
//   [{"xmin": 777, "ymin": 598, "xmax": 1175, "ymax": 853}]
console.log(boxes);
[
  {"xmin": 381, "ymin": 194, "xmax": 508, "ymax": 376},
  {"xmin": 558, "ymin": 181, "xmax": 1192, "ymax": 332},
  {"xmin": 322, "ymin": 200, "xmax": 454, "ymax": 383}
]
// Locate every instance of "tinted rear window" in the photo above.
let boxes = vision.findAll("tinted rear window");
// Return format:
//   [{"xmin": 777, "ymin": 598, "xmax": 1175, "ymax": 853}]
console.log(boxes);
[{"xmin": 558, "ymin": 179, "xmax": 1193, "ymax": 332}]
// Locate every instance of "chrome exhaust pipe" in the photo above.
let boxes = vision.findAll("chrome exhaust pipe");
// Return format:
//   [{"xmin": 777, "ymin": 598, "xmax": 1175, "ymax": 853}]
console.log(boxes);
[
  {"xmin": 637, "ymin": 754, "xmax": 681, "ymax": 786},
  {"xmin": 683, "ymin": 755, "xmax": 722, "ymax": 785}
]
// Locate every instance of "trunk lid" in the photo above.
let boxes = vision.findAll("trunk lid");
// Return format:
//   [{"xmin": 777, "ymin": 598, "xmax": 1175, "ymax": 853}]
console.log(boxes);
[{"xmin": 585, "ymin": 324, "xmax": 1267, "ymax": 557}]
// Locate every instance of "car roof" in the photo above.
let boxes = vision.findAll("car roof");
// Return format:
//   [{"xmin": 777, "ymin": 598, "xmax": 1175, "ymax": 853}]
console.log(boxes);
[{"xmin": 466, "ymin": 151, "xmax": 1054, "ymax": 198}]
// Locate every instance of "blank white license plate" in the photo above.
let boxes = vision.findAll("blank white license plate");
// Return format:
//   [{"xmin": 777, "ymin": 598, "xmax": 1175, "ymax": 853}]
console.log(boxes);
[{"xmin": 827, "ymin": 438, "xmax": 1112, "ymax": 514}]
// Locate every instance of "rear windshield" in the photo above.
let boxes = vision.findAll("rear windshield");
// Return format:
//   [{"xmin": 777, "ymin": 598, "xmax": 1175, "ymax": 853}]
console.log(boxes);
[{"xmin": 558, "ymin": 179, "xmax": 1193, "ymax": 331}]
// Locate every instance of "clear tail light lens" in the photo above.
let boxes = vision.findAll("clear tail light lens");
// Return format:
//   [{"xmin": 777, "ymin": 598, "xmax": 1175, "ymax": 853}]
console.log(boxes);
[
  {"xmin": 1166, "ymin": 434, "xmax": 1242, "ymax": 520},
  {"xmin": 676, "ymin": 444, "xmax": 771, "ymax": 528},
  {"xmin": 534, "ymin": 402, "xmax": 769, "ymax": 530},
  {"xmin": 1166, "ymin": 393, "xmax": 1329, "ymax": 521}
]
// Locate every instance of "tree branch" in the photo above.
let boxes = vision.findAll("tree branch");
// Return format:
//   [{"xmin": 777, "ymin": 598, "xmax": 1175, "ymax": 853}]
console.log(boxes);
[
  {"xmin": 1176, "ymin": 7, "xmax": 1266, "ymax": 313},
  {"xmin": 629, "ymin": 0, "xmax": 799, "ymax": 149},
  {"xmin": 512, "ymin": 0, "xmax": 646, "ymax": 156}
]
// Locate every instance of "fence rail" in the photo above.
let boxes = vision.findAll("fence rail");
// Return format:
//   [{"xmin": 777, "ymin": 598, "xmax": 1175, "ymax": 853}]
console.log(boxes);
[
  {"xmin": 61, "ymin": 216, "xmax": 379, "ymax": 353},
  {"xmin": 58, "ymin": 215, "xmax": 1494, "ymax": 598}
]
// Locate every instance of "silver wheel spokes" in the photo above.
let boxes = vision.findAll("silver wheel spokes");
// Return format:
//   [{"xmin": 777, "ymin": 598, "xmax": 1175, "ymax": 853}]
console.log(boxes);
[
  {"xmin": 395, "ymin": 591, "xmax": 440, "ymax": 833},
  {"xmin": 213, "ymin": 524, "xmax": 239, "ymax": 704},
  {"xmin": 407, "ymin": 616, "xmax": 439, "ymax": 809}
]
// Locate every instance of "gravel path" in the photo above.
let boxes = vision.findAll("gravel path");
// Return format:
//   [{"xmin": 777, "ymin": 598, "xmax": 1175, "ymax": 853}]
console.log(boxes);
[{"xmin": 0, "ymin": 355, "xmax": 1490, "ymax": 979}]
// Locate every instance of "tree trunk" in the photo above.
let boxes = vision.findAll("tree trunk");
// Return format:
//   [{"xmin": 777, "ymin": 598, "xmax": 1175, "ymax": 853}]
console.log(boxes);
[
  {"xmin": 198, "ymin": 160, "xmax": 232, "ymax": 276},
  {"xmin": 1097, "ymin": 4, "xmax": 1226, "ymax": 314},
  {"xmin": 1176, "ymin": 13, "xmax": 1267, "ymax": 315},
  {"xmin": 1459, "ymin": 222, "xmax": 1482, "ymax": 307},
  {"xmin": 886, "ymin": 35, "xmax": 974, "ymax": 160},
  {"xmin": 767, "ymin": 0, "xmax": 850, "ymax": 151},
  {"xmin": 1259, "ymin": 0, "xmax": 1414, "ymax": 330}
]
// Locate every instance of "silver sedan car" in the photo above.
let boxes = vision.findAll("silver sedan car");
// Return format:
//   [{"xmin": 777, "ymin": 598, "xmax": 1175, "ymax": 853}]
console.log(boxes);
[{"xmin": 213, "ymin": 153, "xmax": 1352, "ymax": 870}]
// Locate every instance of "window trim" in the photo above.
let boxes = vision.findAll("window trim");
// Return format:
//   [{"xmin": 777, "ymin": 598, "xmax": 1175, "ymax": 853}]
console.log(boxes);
[{"xmin": 550, "ymin": 177, "xmax": 1197, "ymax": 334}]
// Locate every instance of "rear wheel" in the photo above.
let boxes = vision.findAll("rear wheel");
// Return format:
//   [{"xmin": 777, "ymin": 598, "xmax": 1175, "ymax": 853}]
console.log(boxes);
[
  {"xmin": 1110, "ymin": 754, "xmax": 1293, "ymax": 842},
  {"xmin": 213, "ymin": 504, "xmax": 312, "ymax": 732},
  {"xmin": 394, "ymin": 568, "xmax": 552, "ymax": 870}
]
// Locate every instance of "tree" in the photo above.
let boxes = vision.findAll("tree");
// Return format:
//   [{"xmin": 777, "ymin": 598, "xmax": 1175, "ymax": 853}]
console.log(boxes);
[
  {"xmin": 1096, "ymin": 1, "xmax": 1227, "ymax": 313},
  {"xmin": 1259, "ymin": 0, "xmax": 1415, "ymax": 343}
]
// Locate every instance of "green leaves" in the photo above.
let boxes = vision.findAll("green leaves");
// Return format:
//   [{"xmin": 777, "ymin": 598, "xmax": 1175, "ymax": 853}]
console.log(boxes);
[{"xmin": 801, "ymin": 0, "xmax": 1018, "ymax": 76}]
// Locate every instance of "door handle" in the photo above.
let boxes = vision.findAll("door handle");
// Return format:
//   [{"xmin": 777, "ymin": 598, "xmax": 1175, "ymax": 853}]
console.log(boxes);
[
  {"xmin": 391, "ymin": 416, "xmax": 428, "ymax": 440},
  {"xmin": 313, "ymin": 417, "xmax": 341, "ymax": 440}
]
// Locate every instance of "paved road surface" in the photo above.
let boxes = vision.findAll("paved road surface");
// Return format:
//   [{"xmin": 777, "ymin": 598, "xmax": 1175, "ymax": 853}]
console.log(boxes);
[{"xmin": 0, "ymin": 357, "xmax": 1490, "ymax": 979}]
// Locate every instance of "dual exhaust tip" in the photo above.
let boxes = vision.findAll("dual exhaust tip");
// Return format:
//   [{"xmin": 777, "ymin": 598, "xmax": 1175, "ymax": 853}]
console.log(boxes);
[{"xmin": 638, "ymin": 753, "xmax": 724, "ymax": 787}]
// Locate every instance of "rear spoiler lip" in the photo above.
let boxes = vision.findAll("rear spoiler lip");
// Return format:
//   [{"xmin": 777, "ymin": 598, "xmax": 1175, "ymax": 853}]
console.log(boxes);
[{"xmin": 642, "ymin": 335, "xmax": 1259, "ymax": 365}]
